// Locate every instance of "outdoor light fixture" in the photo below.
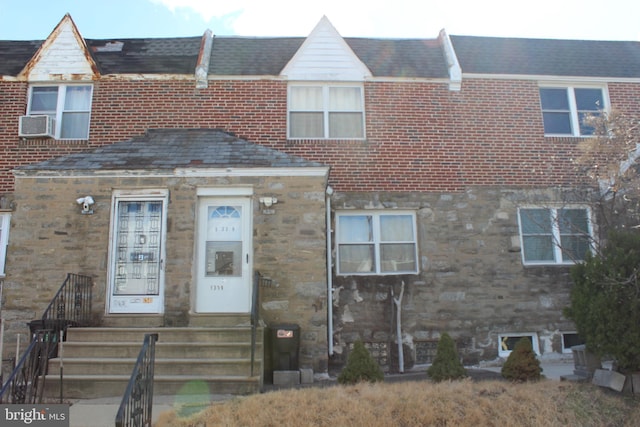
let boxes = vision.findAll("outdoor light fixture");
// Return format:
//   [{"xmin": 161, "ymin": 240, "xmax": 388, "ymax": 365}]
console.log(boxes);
[
  {"xmin": 76, "ymin": 196, "xmax": 95, "ymax": 214},
  {"xmin": 259, "ymin": 196, "xmax": 278, "ymax": 208}
]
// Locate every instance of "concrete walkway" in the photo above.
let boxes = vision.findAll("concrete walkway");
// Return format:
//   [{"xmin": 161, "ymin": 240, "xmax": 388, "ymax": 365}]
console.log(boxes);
[{"xmin": 67, "ymin": 361, "xmax": 575, "ymax": 427}]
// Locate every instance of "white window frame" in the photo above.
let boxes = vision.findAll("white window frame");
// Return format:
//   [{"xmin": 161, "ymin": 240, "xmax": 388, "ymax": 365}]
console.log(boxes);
[
  {"xmin": 27, "ymin": 84, "xmax": 93, "ymax": 140},
  {"xmin": 287, "ymin": 83, "xmax": 365, "ymax": 140},
  {"xmin": 336, "ymin": 210, "xmax": 418, "ymax": 276},
  {"xmin": 498, "ymin": 333, "xmax": 541, "ymax": 358},
  {"xmin": 0, "ymin": 213, "xmax": 10, "ymax": 276},
  {"xmin": 561, "ymin": 332, "xmax": 584, "ymax": 354},
  {"xmin": 518, "ymin": 206, "xmax": 593, "ymax": 266},
  {"xmin": 538, "ymin": 84, "xmax": 609, "ymax": 137}
]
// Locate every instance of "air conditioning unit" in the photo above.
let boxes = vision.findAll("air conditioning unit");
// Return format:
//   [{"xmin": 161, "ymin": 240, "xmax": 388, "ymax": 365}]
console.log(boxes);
[{"xmin": 18, "ymin": 115, "xmax": 55, "ymax": 138}]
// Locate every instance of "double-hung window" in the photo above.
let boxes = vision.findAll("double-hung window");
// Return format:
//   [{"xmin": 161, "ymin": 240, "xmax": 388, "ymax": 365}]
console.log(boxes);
[
  {"xmin": 518, "ymin": 207, "xmax": 592, "ymax": 265},
  {"xmin": 336, "ymin": 211, "xmax": 418, "ymax": 275},
  {"xmin": 0, "ymin": 213, "xmax": 10, "ymax": 276},
  {"xmin": 288, "ymin": 84, "xmax": 365, "ymax": 139},
  {"xmin": 28, "ymin": 84, "xmax": 93, "ymax": 139},
  {"xmin": 539, "ymin": 86, "xmax": 606, "ymax": 136}
]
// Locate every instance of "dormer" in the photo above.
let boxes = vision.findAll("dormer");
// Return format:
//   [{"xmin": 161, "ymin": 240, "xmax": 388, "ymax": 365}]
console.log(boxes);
[
  {"xmin": 18, "ymin": 14, "xmax": 97, "ymax": 140},
  {"xmin": 282, "ymin": 17, "xmax": 370, "ymax": 140},
  {"xmin": 18, "ymin": 13, "xmax": 99, "ymax": 82},
  {"xmin": 280, "ymin": 16, "xmax": 371, "ymax": 81}
]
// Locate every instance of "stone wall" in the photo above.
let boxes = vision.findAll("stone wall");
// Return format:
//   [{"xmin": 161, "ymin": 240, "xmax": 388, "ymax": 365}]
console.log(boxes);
[
  {"xmin": 329, "ymin": 186, "xmax": 595, "ymax": 369},
  {"xmin": 3, "ymin": 172, "xmax": 329, "ymax": 372}
]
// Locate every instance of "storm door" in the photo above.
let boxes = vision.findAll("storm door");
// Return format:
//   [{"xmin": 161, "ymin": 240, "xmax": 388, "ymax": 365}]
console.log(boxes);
[
  {"xmin": 196, "ymin": 197, "xmax": 252, "ymax": 313},
  {"xmin": 108, "ymin": 191, "xmax": 167, "ymax": 314}
]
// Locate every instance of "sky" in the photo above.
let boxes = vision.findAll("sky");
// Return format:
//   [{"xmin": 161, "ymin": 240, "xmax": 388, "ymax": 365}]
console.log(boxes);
[{"xmin": 0, "ymin": 0, "xmax": 639, "ymax": 41}]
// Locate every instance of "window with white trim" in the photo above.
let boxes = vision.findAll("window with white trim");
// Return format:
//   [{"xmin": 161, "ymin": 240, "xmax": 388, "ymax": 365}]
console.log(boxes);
[
  {"xmin": 539, "ymin": 86, "xmax": 606, "ymax": 136},
  {"xmin": 498, "ymin": 333, "xmax": 540, "ymax": 358},
  {"xmin": 336, "ymin": 211, "xmax": 418, "ymax": 275},
  {"xmin": 518, "ymin": 207, "xmax": 592, "ymax": 265},
  {"xmin": 28, "ymin": 84, "xmax": 93, "ymax": 139},
  {"xmin": 288, "ymin": 84, "xmax": 364, "ymax": 139},
  {"xmin": 0, "ymin": 213, "xmax": 10, "ymax": 276}
]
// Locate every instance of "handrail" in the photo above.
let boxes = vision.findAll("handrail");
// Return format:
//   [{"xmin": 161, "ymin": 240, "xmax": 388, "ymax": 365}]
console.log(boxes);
[
  {"xmin": 41, "ymin": 273, "xmax": 93, "ymax": 329},
  {"xmin": 115, "ymin": 333, "xmax": 159, "ymax": 427},
  {"xmin": 0, "ymin": 331, "xmax": 52, "ymax": 404}
]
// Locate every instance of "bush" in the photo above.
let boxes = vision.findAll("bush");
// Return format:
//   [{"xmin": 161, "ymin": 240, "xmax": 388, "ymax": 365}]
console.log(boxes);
[
  {"xmin": 427, "ymin": 333, "xmax": 466, "ymax": 382},
  {"xmin": 338, "ymin": 340, "xmax": 384, "ymax": 384},
  {"xmin": 565, "ymin": 231, "xmax": 640, "ymax": 372},
  {"xmin": 501, "ymin": 337, "xmax": 542, "ymax": 381}
]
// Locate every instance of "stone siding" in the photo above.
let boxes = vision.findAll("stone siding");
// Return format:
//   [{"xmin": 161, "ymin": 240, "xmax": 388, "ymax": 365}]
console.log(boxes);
[
  {"xmin": 4, "ymin": 172, "xmax": 328, "ymax": 372},
  {"xmin": 330, "ymin": 187, "xmax": 593, "ymax": 369}
]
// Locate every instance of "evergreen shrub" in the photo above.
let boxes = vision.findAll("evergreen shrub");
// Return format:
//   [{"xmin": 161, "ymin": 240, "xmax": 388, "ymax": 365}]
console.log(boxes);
[
  {"xmin": 501, "ymin": 337, "xmax": 542, "ymax": 381},
  {"xmin": 337, "ymin": 340, "xmax": 384, "ymax": 385},
  {"xmin": 427, "ymin": 333, "xmax": 467, "ymax": 382}
]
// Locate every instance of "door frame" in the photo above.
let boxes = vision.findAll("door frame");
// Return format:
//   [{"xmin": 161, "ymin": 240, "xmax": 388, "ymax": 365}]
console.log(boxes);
[{"xmin": 106, "ymin": 188, "xmax": 168, "ymax": 314}]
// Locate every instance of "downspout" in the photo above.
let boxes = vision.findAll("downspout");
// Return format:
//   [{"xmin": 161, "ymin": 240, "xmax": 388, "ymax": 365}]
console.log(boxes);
[{"xmin": 326, "ymin": 185, "xmax": 334, "ymax": 356}]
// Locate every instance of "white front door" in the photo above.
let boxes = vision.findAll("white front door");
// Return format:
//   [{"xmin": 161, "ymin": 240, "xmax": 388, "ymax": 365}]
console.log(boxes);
[
  {"xmin": 108, "ymin": 191, "xmax": 167, "ymax": 314},
  {"xmin": 196, "ymin": 197, "xmax": 252, "ymax": 313}
]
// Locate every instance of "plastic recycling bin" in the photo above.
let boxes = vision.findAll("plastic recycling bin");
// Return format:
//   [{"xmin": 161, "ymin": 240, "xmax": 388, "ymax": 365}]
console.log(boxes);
[{"xmin": 269, "ymin": 324, "xmax": 300, "ymax": 371}]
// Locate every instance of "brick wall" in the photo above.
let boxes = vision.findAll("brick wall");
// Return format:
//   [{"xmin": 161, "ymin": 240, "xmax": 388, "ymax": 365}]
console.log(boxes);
[{"xmin": 4, "ymin": 77, "xmax": 638, "ymax": 194}]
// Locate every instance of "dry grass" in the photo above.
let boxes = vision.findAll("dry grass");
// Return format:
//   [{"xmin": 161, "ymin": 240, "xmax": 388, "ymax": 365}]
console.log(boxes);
[{"xmin": 155, "ymin": 380, "xmax": 639, "ymax": 427}]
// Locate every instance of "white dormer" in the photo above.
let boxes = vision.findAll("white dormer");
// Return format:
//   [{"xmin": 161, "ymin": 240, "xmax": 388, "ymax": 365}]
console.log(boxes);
[
  {"xmin": 281, "ymin": 16, "xmax": 371, "ymax": 81},
  {"xmin": 19, "ymin": 14, "xmax": 99, "ymax": 82}
]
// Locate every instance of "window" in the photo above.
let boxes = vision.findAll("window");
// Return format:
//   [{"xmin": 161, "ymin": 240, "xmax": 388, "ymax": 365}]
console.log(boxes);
[
  {"xmin": 498, "ymin": 333, "xmax": 540, "ymax": 358},
  {"xmin": 288, "ymin": 84, "xmax": 364, "ymax": 139},
  {"xmin": 28, "ymin": 84, "xmax": 93, "ymax": 139},
  {"xmin": 539, "ymin": 86, "xmax": 606, "ymax": 136},
  {"xmin": 336, "ymin": 211, "xmax": 418, "ymax": 275},
  {"xmin": 0, "ymin": 213, "xmax": 10, "ymax": 276},
  {"xmin": 561, "ymin": 332, "xmax": 584, "ymax": 354},
  {"xmin": 518, "ymin": 207, "xmax": 592, "ymax": 265}
]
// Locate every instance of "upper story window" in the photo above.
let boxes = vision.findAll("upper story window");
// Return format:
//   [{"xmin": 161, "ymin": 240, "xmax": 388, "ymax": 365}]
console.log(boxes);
[
  {"xmin": 0, "ymin": 213, "xmax": 10, "ymax": 276},
  {"xmin": 518, "ymin": 207, "xmax": 592, "ymax": 265},
  {"xmin": 288, "ymin": 84, "xmax": 365, "ymax": 139},
  {"xmin": 336, "ymin": 211, "xmax": 418, "ymax": 275},
  {"xmin": 28, "ymin": 84, "xmax": 93, "ymax": 139},
  {"xmin": 539, "ymin": 86, "xmax": 606, "ymax": 137}
]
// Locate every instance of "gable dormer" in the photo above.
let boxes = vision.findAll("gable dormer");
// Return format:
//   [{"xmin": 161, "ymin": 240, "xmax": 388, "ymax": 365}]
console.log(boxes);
[
  {"xmin": 18, "ymin": 13, "xmax": 99, "ymax": 81},
  {"xmin": 281, "ymin": 16, "xmax": 371, "ymax": 81}
]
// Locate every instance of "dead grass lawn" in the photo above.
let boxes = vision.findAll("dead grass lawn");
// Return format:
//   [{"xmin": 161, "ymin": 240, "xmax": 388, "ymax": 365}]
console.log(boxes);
[{"xmin": 155, "ymin": 379, "xmax": 639, "ymax": 427}]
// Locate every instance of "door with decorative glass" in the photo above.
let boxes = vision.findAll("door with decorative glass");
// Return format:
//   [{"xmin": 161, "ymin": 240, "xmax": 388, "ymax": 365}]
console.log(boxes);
[
  {"xmin": 196, "ymin": 197, "xmax": 252, "ymax": 313},
  {"xmin": 108, "ymin": 192, "xmax": 167, "ymax": 313}
]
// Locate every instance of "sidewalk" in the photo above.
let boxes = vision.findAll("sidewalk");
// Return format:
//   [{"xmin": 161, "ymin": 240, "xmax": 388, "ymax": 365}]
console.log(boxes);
[{"xmin": 67, "ymin": 361, "xmax": 575, "ymax": 427}]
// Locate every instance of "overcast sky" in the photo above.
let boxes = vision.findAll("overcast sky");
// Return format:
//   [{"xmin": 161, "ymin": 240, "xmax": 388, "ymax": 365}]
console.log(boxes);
[{"xmin": 1, "ymin": 0, "xmax": 638, "ymax": 41}]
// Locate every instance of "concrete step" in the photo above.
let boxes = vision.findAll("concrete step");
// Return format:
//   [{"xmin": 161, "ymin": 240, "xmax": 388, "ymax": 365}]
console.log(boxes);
[
  {"xmin": 44, "ymin": 374, "xmax": 261, "ymax": 399},
  {"xmin": 65, "ymin": 326, "xmax": 261, "ymax": 343},
  {"xmin": 48, "ymin": 357, "xmax": 262, "ymax": 376},
  {"xmin": 60, "ymin": 341, "xmax": 256, "ymax": 359}
]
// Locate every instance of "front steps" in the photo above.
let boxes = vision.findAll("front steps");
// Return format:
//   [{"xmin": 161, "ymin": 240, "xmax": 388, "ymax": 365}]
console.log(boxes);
[{"xmin": 42, "ymin": 321, "xmax": 263, "ymax": 399}]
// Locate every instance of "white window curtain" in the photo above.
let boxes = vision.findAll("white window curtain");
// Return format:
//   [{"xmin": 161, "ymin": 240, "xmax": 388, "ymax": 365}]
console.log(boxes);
[
  {"xmin": 290, "ymin": 86, "xmax": 323, "ymax": 138},
  {"xmin": 329, "ymin": 87, "xmax": 363, "ymax": 138}
]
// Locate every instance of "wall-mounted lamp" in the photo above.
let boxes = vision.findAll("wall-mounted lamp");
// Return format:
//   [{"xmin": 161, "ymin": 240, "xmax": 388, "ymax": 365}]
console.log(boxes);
[
  {"xmin": 76, "ymin": 196, "xmax": 95, "ymax": 215},
  {"xmin": 259, "ymin": 196, "xmax": 278, "ymax": 208}
]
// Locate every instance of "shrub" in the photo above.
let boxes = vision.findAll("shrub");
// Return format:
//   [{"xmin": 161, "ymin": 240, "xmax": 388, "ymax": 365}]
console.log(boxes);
[
  {"xmin": 427, "ymin": 333, "xmax": 466, "ymax": 382},
  {"xmin": 337, "ymin": 340, "xmax": 384, "ymax": 385},
  {"xmin": 501, "ymin": 337, "xmax": 542, "ymax": 381},
  {"xmin": 565, "ymin": 231, "xmax": 640, "ymax": 372}
]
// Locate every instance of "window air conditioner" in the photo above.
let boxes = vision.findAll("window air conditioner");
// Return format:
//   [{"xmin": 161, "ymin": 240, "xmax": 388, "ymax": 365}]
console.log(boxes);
[{"xmin": 18, "ymin": 115, "xmax": 55, "ymax": 138}]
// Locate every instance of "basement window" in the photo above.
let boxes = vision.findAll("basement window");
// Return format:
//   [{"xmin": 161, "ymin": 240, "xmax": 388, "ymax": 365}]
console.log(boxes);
[
  {"xmin": 498, "ymin": 333, "xmax": 540, "ymax": 358},
  {"xmin": 561, "ymin": 332, "xmax": 585, "ymax": 354}
]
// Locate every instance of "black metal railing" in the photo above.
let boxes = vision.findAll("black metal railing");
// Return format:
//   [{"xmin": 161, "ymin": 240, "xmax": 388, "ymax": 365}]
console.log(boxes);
[
  {"xmin": 34, "ymin": 273, "xmax": 93, "ymax": 358},
  {"xmin": 115, "ymin": 333, "xmax": 159, "ymax": 427},
  {"xmin": 0, "ymin": 331, "xmax": 53, "ymax": 404}
]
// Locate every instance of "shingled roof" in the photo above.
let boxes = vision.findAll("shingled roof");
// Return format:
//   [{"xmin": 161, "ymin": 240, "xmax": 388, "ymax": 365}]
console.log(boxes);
[
  {"xmin": 15, "ymin": 129, "xmax": 326, "ymax": 172},
  {"xmin": 1, "ymin": 31, "xmax": 639, "ymax": 78},
  {"xmin": 450, "ymin": 35, "xmax": 640, "ymax": 78}
]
